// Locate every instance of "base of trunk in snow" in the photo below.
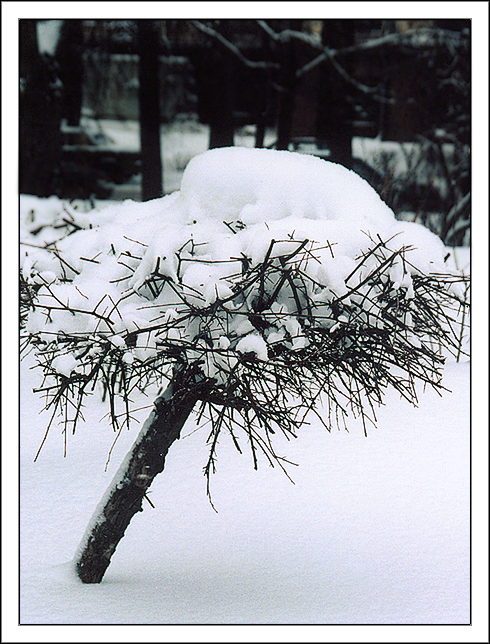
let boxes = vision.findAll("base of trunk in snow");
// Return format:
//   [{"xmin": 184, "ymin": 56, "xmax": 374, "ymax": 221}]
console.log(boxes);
[{"xmin": 75, "ymin": 368, "xmax": 205, "ymax": 584}]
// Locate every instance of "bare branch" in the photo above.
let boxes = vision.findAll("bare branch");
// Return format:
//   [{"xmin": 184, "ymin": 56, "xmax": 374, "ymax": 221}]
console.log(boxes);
[
  {"xmin": 297, "ymin": 44, "xmax": 395, "ymax": 103},
  {"xmin": 293, "ymin": 25, "xmax": 465, "ymax": 58},
  {"xmin": 190, "ymin": 20, "xmax": 279, "ymax": 71},
  {"xmin": 255, "ymin": 20, "xmax": 280, "ymax": 41}
]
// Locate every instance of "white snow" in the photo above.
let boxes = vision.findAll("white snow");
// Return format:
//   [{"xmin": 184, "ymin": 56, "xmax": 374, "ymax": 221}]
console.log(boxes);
[
  {"xmin": 180, "ymin": 146, "xmax": 396, "ymax": 229},
  {"xmin": 51, "ymin": 353, "xmax": 78, "ymax": 377},
  {"xmin": 235, "ymin": 333, "xmax": 269, "ymax": 361}
]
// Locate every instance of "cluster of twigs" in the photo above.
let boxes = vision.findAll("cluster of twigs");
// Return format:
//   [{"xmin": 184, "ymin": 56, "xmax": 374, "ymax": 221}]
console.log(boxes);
[{"xmin": 21, "ymin": 231, "xmax": 469, "ymax": 492}]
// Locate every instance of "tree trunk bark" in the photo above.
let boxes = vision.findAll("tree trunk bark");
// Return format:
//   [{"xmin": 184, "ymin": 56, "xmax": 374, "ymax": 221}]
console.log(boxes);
[
  {"xmin": 316, "ymin": 20, "xmax": 355, "ymax": 168},
  {"xmin": 138, "ymin": 20, "xmax": 163, "ymax": 200},
  {"xmin": 75, "ymin": 369, "xmax": 205, "ymax": 583},
  {"xmin": 275, "ymin": 36, "xmax": 297, "ymax": 150}
]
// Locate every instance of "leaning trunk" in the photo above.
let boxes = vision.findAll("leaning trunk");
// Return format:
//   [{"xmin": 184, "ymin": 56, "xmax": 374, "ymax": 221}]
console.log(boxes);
[{"xmin": 75, "ymin": 369, "xmax": 204, "ymax": 583}]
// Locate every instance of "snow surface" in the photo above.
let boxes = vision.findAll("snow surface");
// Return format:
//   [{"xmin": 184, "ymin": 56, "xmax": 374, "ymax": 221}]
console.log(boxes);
[
  {"xmin": 179, "ymin": 146, "xmax": 395, "ymax": 228},
  {"xmin": 20, "ymin": 354, "xmax": 470, "ymax": 625}
]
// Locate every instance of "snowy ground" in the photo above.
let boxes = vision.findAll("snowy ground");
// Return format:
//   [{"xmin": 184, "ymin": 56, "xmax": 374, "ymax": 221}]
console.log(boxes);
[{"xmin": 20, "ymin": 352, "xmax": 469, "ymax": 626}]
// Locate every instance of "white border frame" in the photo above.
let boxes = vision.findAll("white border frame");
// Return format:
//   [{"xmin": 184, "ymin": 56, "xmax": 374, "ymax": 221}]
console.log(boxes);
[{"xmin": 3, "ymin": 3, "xmax": 488, "ymax": 642}]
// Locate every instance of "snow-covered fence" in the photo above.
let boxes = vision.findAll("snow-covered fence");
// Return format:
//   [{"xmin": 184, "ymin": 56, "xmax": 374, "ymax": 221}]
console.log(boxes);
[{"xmin": 20, "ymin": 147, "xmax": 469, "ymax": 582}]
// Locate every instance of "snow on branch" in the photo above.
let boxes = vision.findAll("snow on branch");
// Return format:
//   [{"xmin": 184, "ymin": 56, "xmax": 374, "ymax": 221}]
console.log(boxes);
[
  {"xmin": 190, "ymin": 20, "xmax": 280, "ymax": 71},
  {"xmin": 257, "ymin": 21, "xmax": 466, "ymax": 57},
  {"xmin": 195, "ymin": 20, "xmax": 466, "ymax": 104},
  {"xmin": 21, "ymin": 147, "xmax": 469, "ymax": 486}
]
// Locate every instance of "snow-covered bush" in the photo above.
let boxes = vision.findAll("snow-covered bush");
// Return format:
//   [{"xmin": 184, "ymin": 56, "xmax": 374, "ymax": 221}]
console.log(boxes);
[
  {"xmin": 21, "ymin": 147, "xmax": 469, "ymax": 457},
  {"xmin": 22, "ymin": 148, "xmax": 468, "ymax": 465},
  {"xmin": 21, "ymin": 146, "xmax": 469, "ymax": 582}
]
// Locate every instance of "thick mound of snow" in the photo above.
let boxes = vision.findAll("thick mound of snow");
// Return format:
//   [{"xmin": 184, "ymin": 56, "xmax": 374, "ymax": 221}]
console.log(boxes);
[{"xmin": 179, "ymin": 146, "xmax": 396, "ymax": 228}]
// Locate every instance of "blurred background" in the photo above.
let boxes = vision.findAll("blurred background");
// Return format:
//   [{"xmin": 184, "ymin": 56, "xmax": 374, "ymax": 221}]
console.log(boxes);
[{"xmin": 19, "ymin": 18, "xmax": 470, "ymax": 246}]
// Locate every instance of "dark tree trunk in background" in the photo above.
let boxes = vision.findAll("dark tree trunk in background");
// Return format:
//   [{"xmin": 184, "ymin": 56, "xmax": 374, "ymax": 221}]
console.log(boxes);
[
  {"xmin": 207, "ymin": 22, "xmax": 235, "ymax": 149},
  {"xmin": 75, "ymin": 369, "xmax": 207, "ymax": 584},
  {"xmin": 255, "ymin": 35, "xmax": 273, "ymax": 149},
  {"xmin": 188, "ymin": 22, "xmax": 236, "ymax": 150},
  {"xmin": 207, "ymin": 55, "xmax": 235, "ymax": 149},
  {"xmin": 255, "ymin": 98, "xmax": 267, "ymax": 148},
  {"xmin": 275, "ymin": 21, "xmax": 302, "ymax": 150},
  {"xmin": 317, "ymin": 21, "xmax": 356, "ymax": 167},
  {"xmin": 55, "ymin": 20, "xmax": 84, "ymax": 126},
  {"xmin": 138, "ymin": 20, "xmax": 163, "ymax": 200},
  {"xmin": 20, "ymin": 19, "xmax": 63, "ymax": 196}
]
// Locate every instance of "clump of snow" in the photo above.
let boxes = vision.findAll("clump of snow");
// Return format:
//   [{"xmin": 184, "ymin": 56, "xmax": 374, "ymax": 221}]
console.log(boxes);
[
  {"xmin": 51, "ymin": 354, "xmax": 78, "ymax": 377},
  {"xmin": 236, "ymin": 333, "xmax": 269, "ymax": 361},
  {"xmin": 387, "ymin": 220, "xmax": 447, "ymax": 275},
  {"xmin": 179, "ymin": 146, "xmax": 396, "ymax": 229}
]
